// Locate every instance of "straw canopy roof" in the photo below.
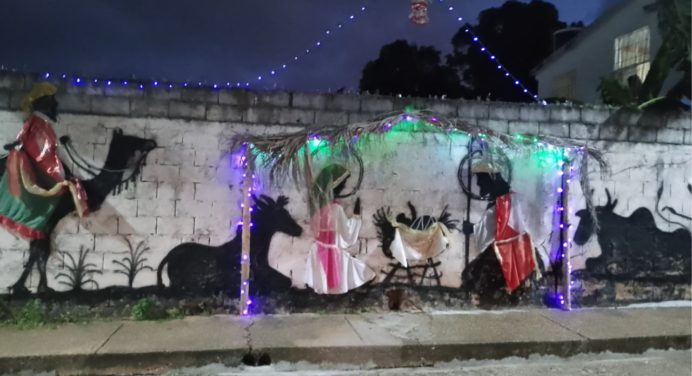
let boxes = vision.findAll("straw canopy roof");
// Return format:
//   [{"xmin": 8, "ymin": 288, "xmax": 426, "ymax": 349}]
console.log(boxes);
[{"xmin": 229, "ymin": 108, "xmax": 608, "ymax": 221}]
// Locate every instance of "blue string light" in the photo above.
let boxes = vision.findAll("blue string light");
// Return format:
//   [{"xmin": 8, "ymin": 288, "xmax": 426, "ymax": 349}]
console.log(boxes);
[
  {"xmin": 2, "ymin": 1, "xmax": 541, "ymax": 102},
  {"xmin": 240, "ymin": 3, "xmax": 368, "ymax": 88},
  {"xmin": 437, "ymin": 0, "xmax": 547, "ymax": 105},
  {"xmin": 0, "ymin": 2, "xmax": 369, "ymax": 93}
]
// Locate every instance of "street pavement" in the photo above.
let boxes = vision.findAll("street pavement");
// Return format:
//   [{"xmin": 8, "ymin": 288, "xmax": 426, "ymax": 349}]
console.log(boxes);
[
  {"xmin": 0, "ymin": 305, "xmax": 690, "ymax": 375},
  {"xmin": 167, "ymin": 349, "xmax": 692, "ymax": 376}
]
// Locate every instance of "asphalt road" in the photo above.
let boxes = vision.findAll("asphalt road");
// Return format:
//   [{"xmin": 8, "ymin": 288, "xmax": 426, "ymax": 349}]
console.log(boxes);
[{"xmin": 166, "ymin": 349, "xmax": 691, "ymax": 376}]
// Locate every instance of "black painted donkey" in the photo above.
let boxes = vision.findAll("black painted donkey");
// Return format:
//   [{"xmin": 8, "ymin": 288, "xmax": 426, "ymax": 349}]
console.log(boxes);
[{"xmin": 157, "ymin": 195, "xmax": 303, "ymax": 296}]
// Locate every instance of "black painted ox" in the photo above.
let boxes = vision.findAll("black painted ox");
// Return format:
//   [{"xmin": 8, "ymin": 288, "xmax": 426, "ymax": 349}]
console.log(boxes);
[
  {"xmin": 157, "ymin": 195, "xmax": 303, "ymax": 296},
  {"xmin": 574, "ymin": 190, "xmax": 691, "ymax": 282}
]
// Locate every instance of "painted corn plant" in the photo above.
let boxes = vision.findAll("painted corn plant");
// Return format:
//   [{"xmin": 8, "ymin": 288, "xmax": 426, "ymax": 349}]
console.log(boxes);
[
  {"xmin": 55, "ymin": 246, "xmax": 102, "ymax": 292},
  {"xmin": 112, "ymin": 237, "xmax": 154, "ymax": 288}
]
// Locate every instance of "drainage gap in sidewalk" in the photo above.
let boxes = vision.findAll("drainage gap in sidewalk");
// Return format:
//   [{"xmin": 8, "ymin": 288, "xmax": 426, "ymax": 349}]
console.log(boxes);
[
  {"xmin": 241, "ymin": 352, "xmax": 272, "ymax": 366},
  {"xmin": 240, "ymin": 320, "xmax": 271, "ymax": 366}
]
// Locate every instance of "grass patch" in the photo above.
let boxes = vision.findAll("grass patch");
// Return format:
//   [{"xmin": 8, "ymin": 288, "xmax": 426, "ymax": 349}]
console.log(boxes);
[
  {"xmin": 131, "ymin": 298, "xmax": 163, "ymax": 321},
  {"xmin": 166, "ymin": 308, "xmax": 185, "ymax": 320},
  {"xmin": 14, "ymin": 299, "xmax": 48, "ymax": 330},
  {"xmin": 131, "ymin": 298, "xmax": 184, "ymax": 321}
]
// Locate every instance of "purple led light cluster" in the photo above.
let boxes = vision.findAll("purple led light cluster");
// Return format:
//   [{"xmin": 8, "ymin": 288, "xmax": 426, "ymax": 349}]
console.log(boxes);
[
  {"xmin": 556, "ymin": 149, "xmax": 575, "ymax": 309},
  {"xmin": 235, "ymin": 143, "xmax": 258, "ymax": 316}
]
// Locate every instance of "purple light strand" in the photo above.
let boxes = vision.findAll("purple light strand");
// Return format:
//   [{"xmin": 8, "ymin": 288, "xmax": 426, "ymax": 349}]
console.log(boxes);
[
  {"xmin": 556, "ymin": 149, "xmax": 574, "ymax": 309},
  {"xmin": 236, "ymin": 143, "xmax": 258, "ymax": 316}
]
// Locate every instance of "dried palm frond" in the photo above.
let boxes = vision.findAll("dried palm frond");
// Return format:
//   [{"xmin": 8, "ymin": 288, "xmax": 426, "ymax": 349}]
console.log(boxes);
[{"xmin": 228, "ymin": 109, "xmax": 608, "ymax": 218}]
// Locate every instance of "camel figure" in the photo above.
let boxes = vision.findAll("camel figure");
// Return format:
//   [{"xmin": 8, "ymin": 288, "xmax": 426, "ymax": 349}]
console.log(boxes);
[{"xmin": 1, "ymin": 129, "xmax": 157, "ymax": 295}]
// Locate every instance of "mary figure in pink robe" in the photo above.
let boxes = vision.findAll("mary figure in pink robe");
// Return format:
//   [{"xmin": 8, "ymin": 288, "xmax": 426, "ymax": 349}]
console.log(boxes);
[{"xmin": 304, "ymin": 164, "xmax": 375, "ymax": 294}]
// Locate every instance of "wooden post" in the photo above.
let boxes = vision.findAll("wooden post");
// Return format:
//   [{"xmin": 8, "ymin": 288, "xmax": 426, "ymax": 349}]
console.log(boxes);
[
  {"xmin": 239, "ymin": 146, "xmax": 253, "ymax": 315},
  {"xmin": 302, "ymin": 141, "xmax": 313, "ymax": 209},
  {"xmin": 561, "ymin": 158, "xmax": 572, "ymax": 311}
]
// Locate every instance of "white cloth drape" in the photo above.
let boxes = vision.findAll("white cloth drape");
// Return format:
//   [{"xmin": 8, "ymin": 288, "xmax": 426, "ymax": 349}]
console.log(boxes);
[
  {"xmin": 390, "ymin": 223, "xmax": 450, "ymax": 268},
  {"xmin": 304, "ymin": 204, "xmax": 375, "ymax": 294}
]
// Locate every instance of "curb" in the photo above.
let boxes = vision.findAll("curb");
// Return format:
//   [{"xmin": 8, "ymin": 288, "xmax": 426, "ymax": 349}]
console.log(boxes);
[{"xmin": 1, "ymin": 334, "xmax": 689, "ymax": 374}]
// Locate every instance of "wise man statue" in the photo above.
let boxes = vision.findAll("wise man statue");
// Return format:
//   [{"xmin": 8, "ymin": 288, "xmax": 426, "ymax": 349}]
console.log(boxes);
[
  {"xmin": 0, "ymin": 83, "xmax": 88, "ymax": 240},
  {"xmin": 463, "ymin": 152, "xmax": 539, "ymax": 303}
]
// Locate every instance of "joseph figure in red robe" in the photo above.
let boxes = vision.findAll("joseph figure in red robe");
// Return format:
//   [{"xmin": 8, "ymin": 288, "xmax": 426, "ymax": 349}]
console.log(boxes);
[{"xmin": 463, "ymin": 154, "xmax": 540, "ymax": 305}]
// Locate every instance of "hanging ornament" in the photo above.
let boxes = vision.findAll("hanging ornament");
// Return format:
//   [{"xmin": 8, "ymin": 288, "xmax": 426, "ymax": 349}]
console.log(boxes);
[{"xmin": 409, "ymin": 0, "xmax": 430, "ymax": 25}]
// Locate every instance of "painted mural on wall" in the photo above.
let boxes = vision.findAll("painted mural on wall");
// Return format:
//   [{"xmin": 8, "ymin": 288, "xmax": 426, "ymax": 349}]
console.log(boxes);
[
  {"xmin": 570, "ymin": 185, "xmax": 691, "ymax": 304},
  {"xmin": 568, "ymin": 147, "xmax": 692, "ymax": 304},
  {"xmin": 0, "ymin": 84, "xmax": 157, "ymax": 296},
  {"xmin": 0, "ymin": 88, "xmax": 690, "ymax": 310},
  {"xmin": 156, "ymin": 195, "xmax": 302, "ymax": 296},
  {"xmin": 575, "ymin": 189, "xmax": 691, "ymax": 282},
  {"xmin": 4, "ymin": 129, "xmax": 157, "ymax": 295}
]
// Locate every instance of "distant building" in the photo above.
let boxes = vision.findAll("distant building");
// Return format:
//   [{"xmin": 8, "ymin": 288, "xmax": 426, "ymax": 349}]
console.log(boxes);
[
  {"xmin": 552, "ymin": 27, "xmax": 583, "ymax": 51},
  {"xmin": 534, "ymin": 0, "xmax": 678, "ymax": 104}
]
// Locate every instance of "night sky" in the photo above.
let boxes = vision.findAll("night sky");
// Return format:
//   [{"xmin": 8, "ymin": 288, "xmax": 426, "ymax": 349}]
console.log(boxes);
[{"xmin": 0, "ymin": 0, "xmax": 626, "ymax": 92}]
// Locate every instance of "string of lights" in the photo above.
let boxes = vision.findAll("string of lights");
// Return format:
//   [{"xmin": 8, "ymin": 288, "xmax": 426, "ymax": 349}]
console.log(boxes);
[
  {"xmin": 0, "ymin": 1, "xmax": 545, "ymax": 103},
  {"xmin": 436, "ymin": 0, "xmax": 547, "ymax": 105},
  {"xmin": 0, "ymin": 2, "xmax": 370, "ymax": 92},
  {"xmin": 236, "ymin": 144, "xmax": 257, "ymax": 316},
  {"xmin": 554, "ymin": 150, "xmax": 574, "ymax": 310},
  {"xmin": 235, "ymin": 111, "xmax": 586, "ymax": 314},
  {"xmin": 238, "ymin": 3, "xmax": 369, "ymax": 90}
]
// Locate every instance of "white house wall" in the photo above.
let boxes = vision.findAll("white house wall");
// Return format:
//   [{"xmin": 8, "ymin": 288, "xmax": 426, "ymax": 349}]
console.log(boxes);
[{"xmin": 536, "ymin": 0, "xmax": 663, "ymax": 104}]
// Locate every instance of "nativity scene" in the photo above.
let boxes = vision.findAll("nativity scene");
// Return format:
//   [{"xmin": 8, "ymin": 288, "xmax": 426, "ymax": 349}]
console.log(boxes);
[{"xmin": 0, "ymin": 88, "xmax": 618, "ymax": 314}]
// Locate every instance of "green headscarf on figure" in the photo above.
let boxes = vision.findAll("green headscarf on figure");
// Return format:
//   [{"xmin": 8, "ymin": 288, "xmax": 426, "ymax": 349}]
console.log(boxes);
[{"xmin": 309, "ymin": 163, "xmax": 350, "ymax": 215}]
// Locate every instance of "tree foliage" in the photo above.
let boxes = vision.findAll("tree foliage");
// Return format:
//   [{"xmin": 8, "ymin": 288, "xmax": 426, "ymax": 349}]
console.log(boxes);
[
  {"xmin": 359, "ymin": 40, "xmax": 466, "ymax": 98},
  {"xmin": 448, "ymin": 0, "xmax": 567, "ymax": 102}
]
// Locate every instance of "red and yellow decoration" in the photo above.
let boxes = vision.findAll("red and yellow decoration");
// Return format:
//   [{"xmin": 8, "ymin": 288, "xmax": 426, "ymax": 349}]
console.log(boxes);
[{"xmin": 409, "ymin": 0, "xmax": 430, "ymax": 25}]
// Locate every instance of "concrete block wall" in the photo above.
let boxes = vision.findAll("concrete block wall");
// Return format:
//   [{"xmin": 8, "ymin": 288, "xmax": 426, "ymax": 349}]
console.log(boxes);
[{"xmin": 0, "ymin": 72, "xmax": 690, "ymax": 300}]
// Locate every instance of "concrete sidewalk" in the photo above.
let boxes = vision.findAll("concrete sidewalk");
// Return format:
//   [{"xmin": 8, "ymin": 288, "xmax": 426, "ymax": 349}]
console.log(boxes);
[{"xmin": 0, "ymin": 306, "xmax": 690, "ymax": 374}]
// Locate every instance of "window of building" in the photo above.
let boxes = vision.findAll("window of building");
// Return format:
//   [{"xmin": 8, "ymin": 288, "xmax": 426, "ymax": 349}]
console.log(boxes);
[
  {"xmin": 613, "ymin": 26, "xmax": 650, "ymax": 83},
  {"xmin": 552, "ymin": 70, "xmax": 576, "ymax": 100}
]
